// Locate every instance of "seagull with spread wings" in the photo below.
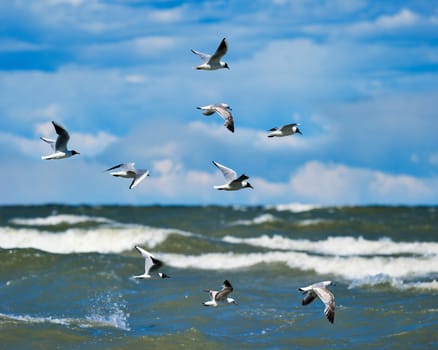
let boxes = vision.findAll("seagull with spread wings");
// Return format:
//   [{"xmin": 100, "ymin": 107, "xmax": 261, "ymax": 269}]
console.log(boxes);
[
  {"xmin": 298, "ymin": 281, "xmax": 336, "ymax": 324},
  {"xmin": 40, "ymin": 121, "xmax": 80, "ymax": 160},
  {"xmin": 191, "ymin": 38, "xmax": 230, "ymax": 70}
]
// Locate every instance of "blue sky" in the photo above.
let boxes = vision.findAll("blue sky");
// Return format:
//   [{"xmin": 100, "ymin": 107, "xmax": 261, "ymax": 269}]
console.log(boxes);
[{"xmin": 0, "ymin": 0, "xmax": 437, "ymax": 206}]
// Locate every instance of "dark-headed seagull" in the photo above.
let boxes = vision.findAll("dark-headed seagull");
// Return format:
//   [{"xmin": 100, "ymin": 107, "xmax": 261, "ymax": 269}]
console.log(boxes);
[{"xmin": 40, "ymin": 121, "xmax": 80, "ymax": 160}]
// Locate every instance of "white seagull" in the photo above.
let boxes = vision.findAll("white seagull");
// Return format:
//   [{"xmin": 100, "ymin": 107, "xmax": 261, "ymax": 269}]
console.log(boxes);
[
  {"xmin": 40, "ymin": 121, "xmax": 80, "ymax": 160},
  {"xmin": 298, "ymin": 281, "xmax": 336, "ymax": 324},
  {"xmin": 191, "ymin": 38, "xmax": 229, "ymax": 70},
  {"xmin": 196, "ymin": 103, "xmax": 234, "ymax": 133},
  {"xmin": 105, "ymin": 163, "xmax": 149, "ymax": 189},
  {"xmin": 133, "ymin": 246, "xmax": 170, "ymax": 279},
  {"xmin": 203, "ymin": 280, "xmax": 237, "ymax": 306},
  {"xmin": 212, "ymin": 161, "xmax": 253, "ymax": 191},
  {"xmin": 267, "ymin": 123, "xmax": 302, "ymax": 138}
]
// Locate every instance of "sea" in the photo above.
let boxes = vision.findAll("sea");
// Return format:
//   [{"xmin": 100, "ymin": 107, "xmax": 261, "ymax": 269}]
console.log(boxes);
[{"xmin": 0, "ymin": 204, "xmax": 437, "ymax": 349}]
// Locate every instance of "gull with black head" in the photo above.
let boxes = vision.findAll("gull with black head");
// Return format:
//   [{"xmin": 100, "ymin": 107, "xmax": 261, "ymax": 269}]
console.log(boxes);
[
  {"xmin": 191, "ymin": 38, "xmax": 230, "ymax": 70},
  {"xmin": 133, "ymin": 246, "xmax": 170, "ymax": 279},
  {"xmin": 40, "ymin": 121, "xmax": 80, "ymax": 160},
  {"xmin": 212, "ymin": 161, "xmax": 253, "ymax": 191},
  {"xmin": 203, "ymin": 280, "xmax": 237, "ymax": 306}
]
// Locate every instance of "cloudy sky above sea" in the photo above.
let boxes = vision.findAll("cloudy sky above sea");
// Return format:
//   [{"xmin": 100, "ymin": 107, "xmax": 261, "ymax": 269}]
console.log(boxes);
[{"xmin": 0, "ymin": 0, "xmax": 437, "ymax": 206}]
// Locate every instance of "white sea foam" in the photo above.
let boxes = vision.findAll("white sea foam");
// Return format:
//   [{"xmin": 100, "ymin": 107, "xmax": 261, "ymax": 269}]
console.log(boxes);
[
  {"xmin": 161, "ymin": 250, "xmax": 438, "ymax": 281},
  {"xmin": 229, "ymin": 214, "xmax": 280, "ymax": 226},
  {"xmin": 0, "ymin": 225, "xmax": 192, "ymax": 254},
  {"xmin": 348, "ymin": 274, "xmax": 438, "ymax": 291},
  {"xmin": 223, "ymin": 235, "xmax": 438, "ymax": 257},
  {"xmin": 10, "ymin": 214, "xmax": 114, "ymax": 226},
  {"xmin": 265, "ymin": 203, "xmax": 321, "ymax": 213},
  {"xmin": 0, "ymin": 312, "xmax": 130, "ymax": 330}
]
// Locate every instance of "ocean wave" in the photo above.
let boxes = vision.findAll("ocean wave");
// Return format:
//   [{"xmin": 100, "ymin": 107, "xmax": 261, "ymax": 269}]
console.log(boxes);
[
  {"xmin": 348, "ymin": 274, "xmax": 438, "ymax": 291},
  {"xmin": 222, "ymin": 235, "xmax": 438, "ymax": 257},
  {"xmin": 0, "ymin": 225, "xmax": 192, "ymax": 254},
  {"xmin": 0, "ymin": 311, "xmax": 130, "ymax": 331},
  {"xmin": 161, "ymin": 251, "xmax": 438, "ymax": 281},
  {"xmin": 265, "ymin": 203, "xmax": 321, "ymax": 213},
  {"xmin": 9, "ymin": 214, "xmax": 114, "ymax": 226},
  {"xmin": 229, "ymin": 214, "xmax": 280, "ymax": 226}
]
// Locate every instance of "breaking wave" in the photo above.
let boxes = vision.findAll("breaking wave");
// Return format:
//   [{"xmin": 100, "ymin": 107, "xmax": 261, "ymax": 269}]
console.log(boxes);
[{"xmin": 9, "ymin": 214, "xmax": 114, "ymax": 226}]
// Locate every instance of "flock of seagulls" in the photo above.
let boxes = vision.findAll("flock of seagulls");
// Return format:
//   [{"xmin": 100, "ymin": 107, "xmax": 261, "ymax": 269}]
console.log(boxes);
[{"xmin": 39, "ymin": 38, "xmax": 334, "ymax": 324}]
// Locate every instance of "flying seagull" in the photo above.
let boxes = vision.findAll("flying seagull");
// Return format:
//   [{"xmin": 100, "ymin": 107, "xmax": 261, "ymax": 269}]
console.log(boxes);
[
  {"xmin": 298, "ymin": 281, "xmax": 336, "ymax": 324},
  {"xmin": 267, "ymin": 123, "xmax": 302, "ymax": 138},
  {"xmin": 203, "ymin": 280, "xmax": 237, "ymax": 306},
  {"xmin": 105, "ymin": 163, "xmax": 149, "ymax": 189},
  {"xmin": 133, "ymin": 246, "xmax": 170, "ymax": 279},
  {"xmin": 40, "ymin": 121, "xmax": 80, "ymax": 160},
  {"xmin": 191, "ymin": 38, "xmax": 229, "ymax": 70},
  {"xmin": 196, "ymin": 103, "xmax": 234, "ymax": 132},
  {"xmin": 212, "ymin": 161, "xmax": 253, "ymax": 191}
]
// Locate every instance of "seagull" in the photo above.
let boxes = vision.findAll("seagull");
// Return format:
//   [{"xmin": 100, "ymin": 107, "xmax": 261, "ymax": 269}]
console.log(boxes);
[
  {"xmin": 40, "ymin": 121, "xmax": 80, "ymax": 160},
  {"xmin": 212, "ymin": 161, "xmax": 253, "ymax": 191},
  {"xmin": 105, "ymin": 163, "xmax": 149, "ymax": 189},
  {"xmin": 298, "ymin": 281, "xmax": 336, "ymax": 324},
  {"xmin": 267, "ymin": 123, "xmax": 302, "ymax": 138},
  {"xmin": 203, "ymin": 280, "xmax": 237, "ymax": 306},
  {"xmin": 191, "ymin": 38, "xmax": 230, "ymax": 70},
  {"xmin": 196, "ymin": 103, "xmax": 234, "ymax": 132},
  {"xmin": 133, "ymin": 246, "xmax": 170, "ymax": 279}
]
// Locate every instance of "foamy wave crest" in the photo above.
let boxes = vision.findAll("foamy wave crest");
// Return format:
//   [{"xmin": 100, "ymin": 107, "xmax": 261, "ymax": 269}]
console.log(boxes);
[
  {"xmin": 223, "ymin": 235, "xmax": 438, "ymax": 257},
  {"xmin": 10, "ymin": 214, "xmax": 114, "ymax": 226},
  {"xmin": 162, "ymin": 251, "xmax": 438, "ymax": 280},
  {"xmin": 0, "ymin": 225, "xmax": 192, "ymax": 254},
  {"xmin": 265, "ymin": 203, "xmax": 321, "ymax": 213},
  {"xmin": 0, "ymin": 312, "xmax": 130, "ymax": 330},
  {"xmin": 348, "ymin": 274, "xmax": 438, "ymax": 291},
  {"xmin": 229, "ymin": 214, "xmax": 280, "ymax": 226}
]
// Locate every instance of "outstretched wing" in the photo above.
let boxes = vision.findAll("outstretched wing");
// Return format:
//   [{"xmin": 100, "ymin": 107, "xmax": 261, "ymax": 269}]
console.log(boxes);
[
  {"xmin": 301, "ymin": 290, "xmax": 317, "ymax": 306},
  {"xmin": 314, "ymin": 287, "xmax": 335, "ymax": 324},
  {"xmin": 215, "ymin": 280, "xmax": 233, "ymax": 301},
  {"xmin": 129, "ymin": 170, "xmax": 149, "ymax": 189},
  {"xmin": 40, "ymin": 137, "xmax": 56, "ymax": 151},
  {"xmin": 52, "ymin": 121, "xmax": 70, "ymax": 152},
  {"xmin": 213, "ymin": 105, "xmax": 234, "ymax": 133},
  {"xmin": 135, "ymin": 246, "xmax": 163, "ymax": 274},
  {"xmin": 212, "ymin": 161, "xmax": 237, "ymax": 182},
  {"xmin": 209, "ymin": 38, "xmax": 228, "ymax": 64},
  {"xmin": 191, "ymin": 49, "xmax": 211, "ymax": 63}
]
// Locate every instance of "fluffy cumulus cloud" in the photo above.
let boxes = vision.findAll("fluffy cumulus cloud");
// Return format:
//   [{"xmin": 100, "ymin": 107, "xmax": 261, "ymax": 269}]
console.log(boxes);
[{"xmin": 0, "ymin": 0, "xmax": 436, "ymax": 206}]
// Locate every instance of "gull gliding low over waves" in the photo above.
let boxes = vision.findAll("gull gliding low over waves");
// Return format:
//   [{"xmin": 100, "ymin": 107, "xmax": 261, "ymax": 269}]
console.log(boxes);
[
  {"xmin": 105, "ymin": 163, "xmax": 149, "ymax": 189},
  {"xmin": 40, "ymin": 121, "xmax": 80, "ymax": 160},
  {"xmin": 212, "ymin": 161, "xmax": 253, "ymax": 191},
  {"xmin": 298, "ymin": 281, "xmax": 336, "ymax": 324},
  {"xmin": 191, "ymin": 38, "xmax": 229, "ymax": 70},
  {"xmin": 196, "ymin": 103, "xmax": 234, "ymax": 133},
  {"xmin": 267, "ymin": 123, "xmax": 302, "ymax": 138},
  {"xmin": 203, "ymin": 280, "xmax": 237, "ymax": 306},
  {"xmin": 133, "ymin": 246, "xmax": 169, "ymax": 279}
]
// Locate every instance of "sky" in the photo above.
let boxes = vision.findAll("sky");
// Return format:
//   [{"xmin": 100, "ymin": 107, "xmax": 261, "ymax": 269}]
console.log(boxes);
[{"xmin": 0, "ymin": 0, "xmax": 437, "ymax": 206}]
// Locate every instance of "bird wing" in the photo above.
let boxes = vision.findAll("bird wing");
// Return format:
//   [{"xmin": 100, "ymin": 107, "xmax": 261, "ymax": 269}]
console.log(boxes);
[
  {"xmin": 314, "ymin": 287, "xmax": 335, "ymax": 324},
  {"xmin": 212, "ymin": 161, "xmax": 237, "ymax": 182},
  {"xmin": 40, "ymin": 137, "xmax": 56, "ymax": 151},
  {"xmin": 215, "ymin": 280, "xmax": 233, "ymax": 301},
  {"xmin": 279, "ymin": 123, "xmax": 296, "ymax": 133},
  {"xmin": 191, "ymin": 49, "xmax": 211, "ymax": 63},
  {"xmin": 135, "ymin": 246, "xmax": 163, "ymax": 274},
  {"xmin": 213, "ymin": 105, "xmax": 234, "ymax": 133},
  {"xmin": 301, "ymin": 290, "xmax": 317, "ymax": 305},
  {"xmin": 52, "ymin": 121, "xmax": 70, "ymax": 152},
  {"xmin": 129, "ymin": 170, "xmax": 149, "ymax": 189},
  {"xmin": 209, "ymin": 38, "xmax": 228, "ymax": 64}
]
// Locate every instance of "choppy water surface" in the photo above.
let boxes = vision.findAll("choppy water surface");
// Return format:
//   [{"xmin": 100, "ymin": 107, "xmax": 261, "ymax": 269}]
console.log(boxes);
[{"xmin": 0, "ymin": 205, "xmax": 437, "ymax": 349}]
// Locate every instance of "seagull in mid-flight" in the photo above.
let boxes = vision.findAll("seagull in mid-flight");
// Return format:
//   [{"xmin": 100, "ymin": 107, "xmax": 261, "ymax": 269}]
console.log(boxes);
[
  {"xmin": 133, "ymin": 246, "xmax": 170, "ymax": 279},
  {"xmin": 298, "ymin": 281, "xmax": 336, "ymax": 324},
  {"xmin": 105, "ymin": 163, "xmax": 149, "ymax": 189},
  {"xmin": 191, "ymin": 38, "xmax": 229, "ymax": 70},
  {"xmin": 203, "ymin": 280, "xmax": 237, "ymax": 306},
  {"xmin": 212, "ymin": 161, "xmax": 253, "ymax": 191},
  {"xmin": 267, "ymin": 123, "xmax": 302, "ymax": 138},
  {"xmin": 196, "ymin": 103, "xmax": 234, "ymax": 132},
  {"xmin": 40, "ymin": 121, "xmax": 80, "ymax": 160}
]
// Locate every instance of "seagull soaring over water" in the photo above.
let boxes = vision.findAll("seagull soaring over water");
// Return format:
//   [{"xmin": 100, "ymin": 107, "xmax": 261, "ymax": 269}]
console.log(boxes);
[
  {"xmin": 196, "ymin": 103, "xmax": 234, "ymax": 132},
  {"xmin": 40, "ymin": 121, "xmax": 80, "ymax": 160},
  {"xmin": 203, "ymin": 280, "xmax": 237, "ymax": 306},
  {"xmin": 267, "ymin": 123, "xmax": 302, "ymax": 138},
  {"xmin": 105, "ymin": 163, "xmax": 149, "ymax": 189},
  {"xmin": 212, "ymin": 161, "xmax": 253, "ymax": 191},
  {"xmin": 298, "ymin": 281, "xmax": 336, "ymax": 324},
  {"xmin": 191, "ymin": 38, "xmax": 229, "ymax": 70},
  {"xmin": 133, "ymin": 246, "xmax": 169, "ymax": 279}
]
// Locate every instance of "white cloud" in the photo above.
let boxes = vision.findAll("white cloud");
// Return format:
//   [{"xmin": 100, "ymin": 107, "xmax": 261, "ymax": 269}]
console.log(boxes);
[{"xmin": 376, "ymin": 8, "xmax": 419, "ymax": 29}]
